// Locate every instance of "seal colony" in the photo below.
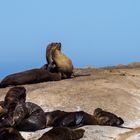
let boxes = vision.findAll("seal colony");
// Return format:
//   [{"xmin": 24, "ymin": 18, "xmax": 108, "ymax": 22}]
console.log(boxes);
[
  {"xmin": 0, "ymin": 86, "xmax": 126, "ymax": 139},
  {"xmin": 0, "ymin": 42, "xmax": 74, "ymax": 88},
  {"xmin": 0, "ymin": 42, "xmax": 131, "ymax": 139}
]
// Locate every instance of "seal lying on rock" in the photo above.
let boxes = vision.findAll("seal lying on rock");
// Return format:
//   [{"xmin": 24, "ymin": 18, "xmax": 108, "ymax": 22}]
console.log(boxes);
[
  {"xmin": 45, "ymin": 110, "xmax": 97, "ymax": 128},
  {"xmin": 38, "ymin": 127, "xmax": 85, "ymax": 140},
  {"xmin": 0, "ymin": 68, "xmax": 61, "ymax": 88},
  {"xmin": 0, "ymin": 87, "xmax": 46, "ymax": 131},
  {"xmin": 14, "ymin": 102, "xmax": 46, "ymax": 131},
  {"xmin": 94, "ymin": 108, "xmax": 124, "ymax": 126},
  {"xmin": 0, "ymin": 127, "xmax": 25, "ymax": 140}
]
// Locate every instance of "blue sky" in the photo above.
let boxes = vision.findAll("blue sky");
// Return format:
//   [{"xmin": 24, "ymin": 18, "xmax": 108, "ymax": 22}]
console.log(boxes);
[{"xmin": 0, "ymin": 0, "xmax": 140, "ymax": 79}]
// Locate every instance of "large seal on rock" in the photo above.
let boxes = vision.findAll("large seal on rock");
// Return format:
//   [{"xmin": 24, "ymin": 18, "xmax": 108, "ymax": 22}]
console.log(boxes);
[
  {"xmin": 0, "ymin": 68, "xmax": 61, "ymax": 88},
  {"xmin": 38, "ymin": 127, "xmax": 85, "ymax": 140}
]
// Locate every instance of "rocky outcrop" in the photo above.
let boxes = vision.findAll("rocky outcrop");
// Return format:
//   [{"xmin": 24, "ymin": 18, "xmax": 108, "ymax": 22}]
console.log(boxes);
[{"xmin": 1, "ymin": 67, "xmax": 140, "ymax": 139}]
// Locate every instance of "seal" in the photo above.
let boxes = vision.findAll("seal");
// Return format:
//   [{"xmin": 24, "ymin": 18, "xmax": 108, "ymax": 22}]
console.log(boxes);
[
  {"xmin": 0, "ymin": 87, "xmax": 26, "ymax": 128},
  {"xmin": 4, "ymin": 87, "xmax": 26, "ymax": 109},
  {"xmin": 1, "ymin": 87, "xmax": 46, "ymax": 131},
  {"xmin": 0, "ymin": 127, "xmax": 25, "ymax": 140},
  {"xmin": 38, "ymin": 127, "xmax": 85, "ymax": 140},
  {"xmin": 45, "ymin": 110, "xmax": 97, "ymax": 128},
  {"xmin": 51, "ymin": 49, "xmax": 74, "ymax": 78},
  {"xmin": 94, "ymin": 108, "xmax": 124, "ymax": 126},
  {"xmin": 0, "ymin": 68, "xmax": 61, "ymax": 88},
  {"xmin": 14, "ymin": 102, "xmax": 46, "ymax": 132},
  {"xmin": 46, "ymin": 42, "xmax": 61, "ymax": 71},
  {"xmin": 45, "ymin": 110, "xmax": 67, "ymax": 127}
]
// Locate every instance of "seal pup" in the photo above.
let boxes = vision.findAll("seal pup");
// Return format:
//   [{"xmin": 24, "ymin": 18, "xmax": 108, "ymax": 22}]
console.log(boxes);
[
  {"xmin": 38, "ymin": 127, "xmax": 85, "ymax": 140},
  {"xmin": 94, "ymin": 108, "xmax": 124, "ymax": 126},
  {"xmin": 0, "ymin": 127, "xmax": 25, "ymax": 140},
  {"xmin": 0, "ymin": 68, "xmax": 61, "ymax": 88}
]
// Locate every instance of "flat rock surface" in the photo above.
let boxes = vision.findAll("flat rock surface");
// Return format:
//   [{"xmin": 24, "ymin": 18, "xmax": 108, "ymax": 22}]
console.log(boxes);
[{"xmin": 1, "ymin": 67, "xmax": 140, "ymax": 140}]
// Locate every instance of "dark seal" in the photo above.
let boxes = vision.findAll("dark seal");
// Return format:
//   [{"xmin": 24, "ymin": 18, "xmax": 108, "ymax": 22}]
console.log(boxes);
[
  {"xmin": 0, "ymin": 127, "xmax": 25, "ymax": 140},
  {"xmin": 0, "ymin": 87, "xmax": 46, "ymax": 131},
  {"xmin": 38, "ymin": 127, "xmax": 85, "ymax": 140},
  {"xmin": 45, "ymin": 110, "xmax": 97, "ymax": 128},
  {"xmin": 0, "ymin": 68, "xmax": 61, "ymax": 88}
]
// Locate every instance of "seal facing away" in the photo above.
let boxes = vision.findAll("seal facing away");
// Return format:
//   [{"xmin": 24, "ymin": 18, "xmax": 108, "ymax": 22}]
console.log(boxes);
[
  {"xmin": 0, "ymin": 68, "xmax": 61, "ymax": 88},
  {"xmin": 38, "ymin": 127, "xmax": 85, "ymax": 140}
]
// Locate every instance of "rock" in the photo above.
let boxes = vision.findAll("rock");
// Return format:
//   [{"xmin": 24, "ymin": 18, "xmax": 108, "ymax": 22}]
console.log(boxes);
[{"xmin": 1, "ymin": 67, "xmax": 140, "ymax": 139}]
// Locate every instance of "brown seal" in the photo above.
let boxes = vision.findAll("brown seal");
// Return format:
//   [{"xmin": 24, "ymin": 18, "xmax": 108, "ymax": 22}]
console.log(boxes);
[
  {"xmin": 38, "ymin": 127, "xmax": 85, "ymax": 140},
  {"xmin": 14, "ymin": 102, "xmax": 46, "ymax": 132},
  {"xmin": 46, "ymin": 42, "xmax": 61, "ymax": 71},
  {"xmin": 45, "ymin": 110, "xmax": 97, "ymax": 128},
  {"xmin": 51, "ymin": 49, "xmax": 74, "ymax": 78},
  {"xmin": 1, "ymin": 87, "xmax": 46, "ymax": 131},
  {"xmin": 94, "ymin": 108, "xmax": 124, "ymax": 126},
  {"xmin": 0, "ymin": 68, "xmax": 61, "ymax": 88},
  {"xmin": 0, "ymin": 127, "xmax": 25, "ymax": 140},
  {"xmin": 45, "ymin": 110, "xmax": 67, "ymax": 127},
  {"xmin": 4, "ymin": 87, "xmax": 26, "ymax": 109}
]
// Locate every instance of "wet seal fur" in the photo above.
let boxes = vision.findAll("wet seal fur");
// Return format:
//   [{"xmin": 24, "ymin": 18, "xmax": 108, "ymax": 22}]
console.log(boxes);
[
  {"xmin": 1, "ymin": 87, "xmax": 46, "ymax": 131},
  {"xmin": 0, "ymin": 68, "xmax": 61, "ymax": 88},
  {"xmin": 0, "ymin": 127, "xmax": 25, "ymax": 140},
  {"xmin": 45, "ymin": 110, "xmax": 97, "ymax": 128},
  {"xmin": 14, "ymin": 102, "xmax": 46, "ymax": 131},
  {"xmin": 4, "ymin": 87, "xmax": 26, "ymax": 109},
  {"xmin": 38, "ymin": 127, "xmax": 85, "ymax": 140}
]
